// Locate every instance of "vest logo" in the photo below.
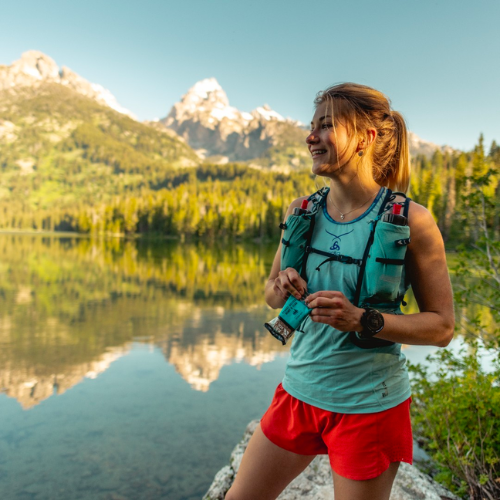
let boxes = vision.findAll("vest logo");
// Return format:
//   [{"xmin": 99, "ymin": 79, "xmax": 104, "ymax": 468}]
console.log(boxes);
[{"xmin": 325, "ymin": 229, "xmax": 353, "ymax": 254}]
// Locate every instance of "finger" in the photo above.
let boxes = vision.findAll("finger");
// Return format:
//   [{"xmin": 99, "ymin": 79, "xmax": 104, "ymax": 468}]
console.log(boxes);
[
  {"xmin": 279, "ymin": 288, "xmax": 292, "ymax": 300},
  {"xmin": 275, "ymin": 288, "xmax": 289, "ymax": 300},
  {"xmin": 284, "ymin": 269, "xmax": 307, "ymax": 299},
  {"xmin": 310, "ymin": 314, "xmax": 335, "ymax": 325},
  {"xmin": 305, "ymin": 290, "xmax": 343, "ymax": 303},
  {"xmin": 279, "ymin": 279, "xmax": 302, "ymax": 300},
  {"xmin": 284, "ymin": 267, "xmax": 307, "ymax": 284},
  {"xmin": 285, "ymin": 271, "xmax": 307, "ymax": 297},
  {"xmin": 311, "ymin": 308, "xmax": 337, "ymax": 317},
  {"xmin": 273, "ymin": 279, "xmax": 290, "ymax": 299},
  {"xmin": 307, "ymin": 297, "xmax": 342, "ymax": 309}
]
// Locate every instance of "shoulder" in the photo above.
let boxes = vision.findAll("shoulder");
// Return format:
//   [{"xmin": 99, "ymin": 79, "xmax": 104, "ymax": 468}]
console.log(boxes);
[
  {"xmin": 405, "ymin": 201, "xmax": 444, "ymax": 256},
  {"xmin": 407, "ymin": 201, "xmax": 437, "ymax": 232}
]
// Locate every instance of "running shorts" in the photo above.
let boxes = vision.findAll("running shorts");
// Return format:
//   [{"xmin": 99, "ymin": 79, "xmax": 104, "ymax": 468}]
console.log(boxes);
[{"xmin": 260, "ymin": 383, "xmax": 413, "ymax": 480}]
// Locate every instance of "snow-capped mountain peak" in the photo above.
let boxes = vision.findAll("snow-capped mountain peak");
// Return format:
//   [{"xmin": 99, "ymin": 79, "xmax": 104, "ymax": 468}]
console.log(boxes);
[
  {"xmin": 189, "ymin": 77, "xmax": 224, "ymax": 99},
  {"xmin": 164, "ymin": 78, "xmax": 286, "ymax": 129},
  {"xmin": 0, "ymin": 51, "xmax": 135, "ymax": 119},
  {"xmin": 161, "ymin": 78, "xmax": 294, "ymax": 161},
  {"xmin": 252, "ymin": 104, "xmax": 284, "ymax": 122},
  {"xmin": 182, "ymin": 77, "xmax": 230, "ymax": 108}
]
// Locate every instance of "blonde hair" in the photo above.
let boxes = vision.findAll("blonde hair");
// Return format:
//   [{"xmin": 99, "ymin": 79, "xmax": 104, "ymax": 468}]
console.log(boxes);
[{"xmin": 314, "ymin": 83, "xmax": 410, "ymax": 193}]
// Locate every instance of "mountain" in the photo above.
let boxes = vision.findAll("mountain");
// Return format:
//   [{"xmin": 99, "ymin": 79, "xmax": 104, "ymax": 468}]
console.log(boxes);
[
  {"xmin": 0, "ymin": 50, "xmax": 135, "ymax": 118},
  {"xmin": 0, "ymin": 52, "xmax": 199, "ymax": 218},
  {"xmin": 161, "ymin": 78, "xmax": 452, "ymax": 168},
  {"xmin": 161, "ymin": 78, "xmax": 310, "ymax": 170},
  {"xmin": 408, "ymin": 131, "xmax": 454, "ymax": 158},
  {"xmin": 1, "ymin": 51, "xmax": 452, "ymax": 176}
]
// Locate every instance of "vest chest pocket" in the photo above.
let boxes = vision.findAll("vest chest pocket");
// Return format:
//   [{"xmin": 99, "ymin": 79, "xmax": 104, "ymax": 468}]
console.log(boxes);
[
  {"xmin": 280, "ymin": 213, "xmax": 314, "ymax": 273},
  {"xmin": 361, "ymin": 221, "xmax": 410, "ymax": 302}
]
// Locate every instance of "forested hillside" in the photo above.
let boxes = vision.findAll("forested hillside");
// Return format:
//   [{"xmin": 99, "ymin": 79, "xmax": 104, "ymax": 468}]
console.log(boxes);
[
  {"xmin": 0, "ymin": 83, "xmax": 199, "ymax": 229},
  {"xmin": 0, "ymin": 82, "xmax": 498, "ymax": 247}
]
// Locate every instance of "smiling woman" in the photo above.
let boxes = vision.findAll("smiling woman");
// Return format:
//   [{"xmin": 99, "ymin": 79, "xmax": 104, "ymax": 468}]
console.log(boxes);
[{"xmin": 226, "ymin": 83, "xmax": 455, "ymax": 500}]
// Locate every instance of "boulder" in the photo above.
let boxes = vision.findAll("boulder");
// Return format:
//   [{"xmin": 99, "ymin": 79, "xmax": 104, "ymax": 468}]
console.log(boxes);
[{"xmin": 203, "ymin": 420, "xmax": 459, "ymax": 500}]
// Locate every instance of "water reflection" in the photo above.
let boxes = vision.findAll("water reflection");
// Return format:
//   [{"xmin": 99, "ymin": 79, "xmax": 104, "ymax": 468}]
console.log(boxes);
[
  {"xmin": 0, "ymin": 235, "xmax": 493, "ymax": 411},
  {"xmin": 159, "ymin": 307, "xmax": 286, "ymax": 392},
  {"xmin": 0, "ymin": 235, "xmax": 284, "ymax": 408}
]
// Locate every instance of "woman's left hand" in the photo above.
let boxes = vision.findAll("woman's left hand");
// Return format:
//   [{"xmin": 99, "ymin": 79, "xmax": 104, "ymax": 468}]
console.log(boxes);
[{"xmin": 305, "ymin": 291, "xmax": 363, "ymax": 332}]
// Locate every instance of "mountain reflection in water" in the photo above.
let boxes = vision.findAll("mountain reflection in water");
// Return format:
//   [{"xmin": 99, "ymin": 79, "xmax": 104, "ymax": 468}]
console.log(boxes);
[{"xmin": 0, "ymin": 235, "xmax": 284, "ymax": 409}]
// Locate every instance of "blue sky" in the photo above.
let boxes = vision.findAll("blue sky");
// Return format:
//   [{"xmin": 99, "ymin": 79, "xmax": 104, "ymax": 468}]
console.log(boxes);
[{"xmin": 1, "ymin": 0, "xmax": 499, "ymax": 151}]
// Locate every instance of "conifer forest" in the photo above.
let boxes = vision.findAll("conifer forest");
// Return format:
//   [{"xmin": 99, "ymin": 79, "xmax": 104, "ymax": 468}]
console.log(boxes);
[{"xmin": 1, "ymin": 137, "xmax": 499, "ymax": 250}]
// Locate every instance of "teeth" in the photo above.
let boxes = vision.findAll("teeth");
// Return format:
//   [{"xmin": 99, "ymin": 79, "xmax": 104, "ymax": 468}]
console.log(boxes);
[{"xmin": 312, "ymin": 150, "xmax": 326, "ymax": 156}]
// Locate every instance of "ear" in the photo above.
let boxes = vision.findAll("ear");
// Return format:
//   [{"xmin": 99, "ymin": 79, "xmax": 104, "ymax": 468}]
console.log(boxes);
[{"xmin": 357, "ymin": 128, "xmax": 377, "ymax": 151}]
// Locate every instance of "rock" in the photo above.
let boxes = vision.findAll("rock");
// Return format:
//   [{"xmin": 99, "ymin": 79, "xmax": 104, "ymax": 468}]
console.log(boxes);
[
  {"xmin": 204, "ymin": 466, "xmax": 234, "ymax": 500},
  {"xmin": 203, "ymin": 420, "xmax": 459, "ymax": 500}
]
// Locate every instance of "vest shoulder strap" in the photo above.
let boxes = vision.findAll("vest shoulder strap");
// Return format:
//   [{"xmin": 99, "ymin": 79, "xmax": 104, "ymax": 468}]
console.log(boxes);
[{"xmin": 306, "ymin": 187, "xmax": 329, "ymax": 212}]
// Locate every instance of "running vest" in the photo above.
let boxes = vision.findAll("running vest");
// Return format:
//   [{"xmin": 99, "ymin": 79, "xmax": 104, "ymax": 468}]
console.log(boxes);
[{"xmin": 281, "ymin": 187, "xmax": 412, "ymax": 414}]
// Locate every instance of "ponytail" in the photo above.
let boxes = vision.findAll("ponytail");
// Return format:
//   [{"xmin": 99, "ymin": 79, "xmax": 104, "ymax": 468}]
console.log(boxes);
[{"xmin": 374, "ymin": 111, "xmax": 410, "ymax": 192}]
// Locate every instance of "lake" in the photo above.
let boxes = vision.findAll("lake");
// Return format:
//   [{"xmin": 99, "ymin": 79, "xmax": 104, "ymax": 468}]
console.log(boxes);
[{"xmin": 0, "ymin": 234, "xmax": 484, "ymax": 500}]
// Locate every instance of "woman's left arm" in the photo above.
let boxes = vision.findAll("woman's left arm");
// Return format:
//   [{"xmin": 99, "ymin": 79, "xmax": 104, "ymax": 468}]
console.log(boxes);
[{"xmin": 305, "ymin": 202, "xmax": 455, "ymax": 347}]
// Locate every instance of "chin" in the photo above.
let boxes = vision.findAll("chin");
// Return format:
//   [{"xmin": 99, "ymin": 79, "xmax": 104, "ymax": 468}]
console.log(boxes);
[{"xmin": 312, "ymin": 162, "xmax": 334, "ymax": 177}]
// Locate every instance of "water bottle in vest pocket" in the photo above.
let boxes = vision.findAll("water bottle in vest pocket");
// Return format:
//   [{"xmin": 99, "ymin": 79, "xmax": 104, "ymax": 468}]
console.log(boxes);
[{"xmin": 362, "ymin": 221, "xmax": 410, "ymax": 302}]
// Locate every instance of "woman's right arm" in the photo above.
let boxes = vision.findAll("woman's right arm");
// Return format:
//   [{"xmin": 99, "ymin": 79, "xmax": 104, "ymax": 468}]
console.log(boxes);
[{"xmin": 264, "ymin": 197, "xmax": 310, "ymax": 309}]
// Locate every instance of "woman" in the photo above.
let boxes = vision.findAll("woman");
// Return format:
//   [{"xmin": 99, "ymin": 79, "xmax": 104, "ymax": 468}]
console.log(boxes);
[{"xmin": 226, "ymin": 83, "xmax": 454, "ymax": 500}]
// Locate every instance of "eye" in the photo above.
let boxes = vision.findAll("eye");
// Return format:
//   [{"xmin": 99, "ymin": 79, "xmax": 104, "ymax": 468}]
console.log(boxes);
[{"xmin": 322, "ymin": 123, "xmax": 333, "ymax": 129}]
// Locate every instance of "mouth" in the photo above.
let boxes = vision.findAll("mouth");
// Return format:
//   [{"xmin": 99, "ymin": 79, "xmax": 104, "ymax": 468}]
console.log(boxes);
[{"xmin": 311, "ymin": 149, "xmax": 327, "ymax": 158}]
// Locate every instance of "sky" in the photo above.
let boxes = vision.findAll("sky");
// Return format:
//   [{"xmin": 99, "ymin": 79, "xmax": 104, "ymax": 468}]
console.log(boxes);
[{"xmin": 1, "ymin": 0, "xmax": 499, "ymax": 151}]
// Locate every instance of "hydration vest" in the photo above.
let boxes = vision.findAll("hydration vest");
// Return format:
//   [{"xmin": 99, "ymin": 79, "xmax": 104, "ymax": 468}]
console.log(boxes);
[{"xmin": 279, "ymin": 187, "xmax": 411, "ymax": 349}]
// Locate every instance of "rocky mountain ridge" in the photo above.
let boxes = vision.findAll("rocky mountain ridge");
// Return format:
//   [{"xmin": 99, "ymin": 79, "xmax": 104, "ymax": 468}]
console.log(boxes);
[
  {"xmin": 161, "ymin": 78, "xmax": 309, "ymax": 167},
  {"xmin": 0, "ymin": 50, "xmax": 134, "ymax": 118},
  {"xmin": 161, "ymin": 77, "xmax": 453, "ymax": 166}
]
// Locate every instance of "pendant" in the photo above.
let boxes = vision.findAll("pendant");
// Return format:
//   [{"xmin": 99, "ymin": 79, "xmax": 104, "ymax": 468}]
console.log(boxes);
[{"xmin": 340, "ymin": 214, "xmax": 345, "ymax": 220}]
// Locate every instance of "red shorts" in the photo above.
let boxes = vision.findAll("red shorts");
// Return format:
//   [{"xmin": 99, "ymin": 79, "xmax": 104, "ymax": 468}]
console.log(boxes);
[{"xmin": 260, "ymin": 383, "xmax": 413, "ymax": 480}]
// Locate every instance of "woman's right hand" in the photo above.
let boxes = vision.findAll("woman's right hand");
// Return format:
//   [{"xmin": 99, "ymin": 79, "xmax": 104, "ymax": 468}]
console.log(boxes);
[{"xmin": 273, "ymin": 267, "xmax": 307, "ymax": 301}]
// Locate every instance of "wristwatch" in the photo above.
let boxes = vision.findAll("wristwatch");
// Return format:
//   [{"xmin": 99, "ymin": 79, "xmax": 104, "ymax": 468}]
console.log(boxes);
[{"xmin": 359, "ymin": 308, "xmax": 384, "ymax": 338}]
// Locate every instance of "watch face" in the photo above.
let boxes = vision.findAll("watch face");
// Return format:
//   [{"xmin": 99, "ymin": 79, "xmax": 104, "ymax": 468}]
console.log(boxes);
[{"xmin": 365, "ymin": 309, "xmax": 384, "ymax": 333}]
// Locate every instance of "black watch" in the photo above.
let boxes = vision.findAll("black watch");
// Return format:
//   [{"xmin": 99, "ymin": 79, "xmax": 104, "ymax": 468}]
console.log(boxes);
[{"xmin": 359, "ymin": 308, "xmax": 384, "ymax": 339}]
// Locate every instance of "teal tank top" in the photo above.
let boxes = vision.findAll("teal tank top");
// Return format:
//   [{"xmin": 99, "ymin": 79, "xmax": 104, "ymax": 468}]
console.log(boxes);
[{"xmin": 282, "ymin": 187, "xmax": 412, "ymax": 414}]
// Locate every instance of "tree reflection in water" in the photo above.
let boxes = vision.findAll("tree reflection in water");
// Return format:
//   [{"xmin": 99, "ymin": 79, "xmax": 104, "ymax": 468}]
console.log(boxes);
[{"xmin": 0, "ymin": 235, "xmax": 284, "ymax": 408}]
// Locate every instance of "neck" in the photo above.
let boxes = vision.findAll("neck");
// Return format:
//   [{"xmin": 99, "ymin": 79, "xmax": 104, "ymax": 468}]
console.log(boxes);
[{"xmin": 327, "ymin": 161, "xmax": 381, "ymax": 210}]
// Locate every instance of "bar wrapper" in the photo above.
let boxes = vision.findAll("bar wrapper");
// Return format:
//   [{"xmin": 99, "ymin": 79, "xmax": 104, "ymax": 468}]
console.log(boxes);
[{"xmin": 264, "ymin": 295, "xmax": 311, "ymax": 345}]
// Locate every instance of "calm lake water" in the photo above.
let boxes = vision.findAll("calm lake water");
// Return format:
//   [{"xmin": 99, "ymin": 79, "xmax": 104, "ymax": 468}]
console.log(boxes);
[{"xmin": 0, "ymin": 234, "xmax": 486, "ymax": 499}]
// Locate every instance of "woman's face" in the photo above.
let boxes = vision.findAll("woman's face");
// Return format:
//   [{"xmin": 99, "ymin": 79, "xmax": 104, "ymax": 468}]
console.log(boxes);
[{"xmin": 306, "ymin": 101, "xmax": 355, "ymax": 177}]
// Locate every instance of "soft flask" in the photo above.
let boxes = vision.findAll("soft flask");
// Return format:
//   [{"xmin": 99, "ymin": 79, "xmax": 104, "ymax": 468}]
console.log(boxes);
[{"xmin": 264, "ymin": 294, "xmax": 311, "ymax": 345}]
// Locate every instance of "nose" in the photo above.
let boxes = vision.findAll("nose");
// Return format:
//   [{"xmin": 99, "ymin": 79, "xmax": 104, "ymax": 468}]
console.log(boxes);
[{"xmin": 306, "ymin": 130, "xmax": 319, "ymax": 145}]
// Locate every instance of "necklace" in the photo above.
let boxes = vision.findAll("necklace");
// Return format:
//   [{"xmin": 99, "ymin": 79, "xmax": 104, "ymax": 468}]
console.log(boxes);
[{"xmin": 328, "ymin": 191, "xmax": 378, "ymax": 220}]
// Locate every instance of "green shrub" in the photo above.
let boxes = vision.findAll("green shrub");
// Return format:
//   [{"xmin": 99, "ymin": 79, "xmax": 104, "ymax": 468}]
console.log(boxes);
[{"xmin": 410, "ymin": 345, "xmax": 500, "ymax": 499}]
